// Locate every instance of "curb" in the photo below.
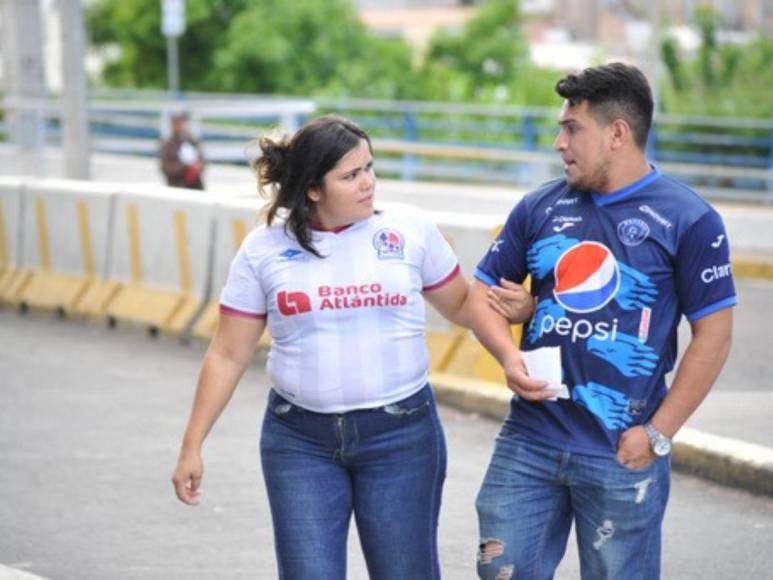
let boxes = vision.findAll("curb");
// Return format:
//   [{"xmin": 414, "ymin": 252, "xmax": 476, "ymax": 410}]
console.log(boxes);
[
  {"xmin": 672, "ymin": 428, "xmax": 773, "ymax": 496},
  {"xmin": 732, "ymin": 255, "xmax": 773, "ymax": 281},
  {"xmin": 430, "ymin": 372, "xmax": 773, "ymax": 497}
]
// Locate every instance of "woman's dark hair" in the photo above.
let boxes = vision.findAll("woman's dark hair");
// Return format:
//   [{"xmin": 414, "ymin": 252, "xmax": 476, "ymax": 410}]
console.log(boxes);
[
  {"xmin": 555, "ymin": 62, "xmax": 654, "ymax": 150},
  {"xmin": 252, "ymin": 115, "xmax": 371, "ymax": 257}
]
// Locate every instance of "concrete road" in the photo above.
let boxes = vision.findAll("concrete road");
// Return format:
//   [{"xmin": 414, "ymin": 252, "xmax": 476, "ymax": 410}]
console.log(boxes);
[{"xmin": 1, "ymin": 301, "xmax": 772, "ymax": 579}]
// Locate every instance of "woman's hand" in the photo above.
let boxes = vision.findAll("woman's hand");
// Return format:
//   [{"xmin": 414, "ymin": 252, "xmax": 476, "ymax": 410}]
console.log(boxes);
[
  {"xmin": 172, "ymin": 449, "xmax": 204, "ymax": 505},
  {"xmin": 502, "ymin": 351, "xmax": 553, "ymax": 401}
]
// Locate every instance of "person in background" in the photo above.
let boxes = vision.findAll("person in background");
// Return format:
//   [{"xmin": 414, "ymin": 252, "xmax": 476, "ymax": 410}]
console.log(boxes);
[
  {"xmin": 468, "ymin": 63, "xmax": 735, "ymax": 579},
  {"xmin": 171, "ymin": 115, "xmax": 532, "ymax": 579},
  {"xmin": 160, "ymin": 111, "xmax": 205, "ymax": 190}
]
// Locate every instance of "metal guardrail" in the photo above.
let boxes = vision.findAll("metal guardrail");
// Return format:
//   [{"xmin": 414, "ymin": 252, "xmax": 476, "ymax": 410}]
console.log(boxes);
[{"xmin": 2, "ymin": 90, "xmax": 772, "ymax": 203}]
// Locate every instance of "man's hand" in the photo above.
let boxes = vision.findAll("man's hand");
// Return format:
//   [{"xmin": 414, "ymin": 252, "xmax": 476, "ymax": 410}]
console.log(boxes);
[
  {"xmin": 183, "ymin": 162, "xmax": 203, "ymax": 185},
  {"xmin": 616, "ymin": 425, "xmax": 655, "ymax": 470},
  {"xmin": 487, "ymin": 278, "xmax": 534, "ymax": 324},
  {"xmin": 502, "ymin": 352, "xmax": 557, "ymax": 401}
]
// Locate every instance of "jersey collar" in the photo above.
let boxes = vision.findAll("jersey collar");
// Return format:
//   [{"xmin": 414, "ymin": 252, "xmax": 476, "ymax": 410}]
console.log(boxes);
[
  {"xmin": 590, "ymin": 164, "xmax": 661, "ymax": 207},
  {"xmin": 311, "ymin": 222, "xmax": 354, "ymax": 234},
  {"xmin": 310, "ymin": 213, "xmax": 377, "ymax": 237}
]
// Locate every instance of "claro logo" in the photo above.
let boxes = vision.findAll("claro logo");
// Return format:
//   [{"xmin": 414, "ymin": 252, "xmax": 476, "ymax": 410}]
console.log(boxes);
[
  {"xmin": 701, "ymin": 264, "xmax": 732, "ymax": 284},
  {"xmin": 277, "ymin": 291, "xmax": 312, "ymax": 315}
]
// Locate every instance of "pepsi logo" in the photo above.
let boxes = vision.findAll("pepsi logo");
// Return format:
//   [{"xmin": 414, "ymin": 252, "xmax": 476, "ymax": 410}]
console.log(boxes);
[{"xmin": 553, "ymin": 242, "xmax": 620, "ymax": 313}]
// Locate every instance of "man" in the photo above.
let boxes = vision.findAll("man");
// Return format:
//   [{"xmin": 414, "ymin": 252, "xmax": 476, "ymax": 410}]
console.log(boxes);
[
  {"xmin": 469, "ymin": 63, "xmax": 735, "ymax": 579},
  {"xmin": 160, "ymin": 111, "xmax": 205, "ymax": 190}
]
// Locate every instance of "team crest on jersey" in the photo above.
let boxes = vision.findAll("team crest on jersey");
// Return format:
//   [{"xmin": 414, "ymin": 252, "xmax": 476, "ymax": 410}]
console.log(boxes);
[
  {"xmin": 617, "ymin": 218, "xmax": 650, "ymax": 247},
  {"xmin": 373, "ymin": 229, "xmax": 405, "ymax": 260},
  {"xmin": 553, "ymin": 241, "xmax": 620, "ymax": 313}
]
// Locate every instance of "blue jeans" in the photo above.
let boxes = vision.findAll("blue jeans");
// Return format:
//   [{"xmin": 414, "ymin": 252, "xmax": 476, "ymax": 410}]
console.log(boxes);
[
  {"xmin": 260, "ymin": 385, "xmax": 447, "ymax": 580},
  {"xmin": 476, "ymin": 428, "xmax": 670, "ymax": 580}
]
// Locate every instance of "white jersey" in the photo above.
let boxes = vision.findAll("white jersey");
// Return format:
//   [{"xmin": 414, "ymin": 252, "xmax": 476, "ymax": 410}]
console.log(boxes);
[{"xmin": 219, "ymin": 205, "xmax": 459, "ymax": 413}]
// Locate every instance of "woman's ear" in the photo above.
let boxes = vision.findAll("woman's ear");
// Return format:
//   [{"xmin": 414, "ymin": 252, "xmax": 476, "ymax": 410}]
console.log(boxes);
[{"xmin": 307, "ymin": 186, "xmax": 321, "ymax": 203}]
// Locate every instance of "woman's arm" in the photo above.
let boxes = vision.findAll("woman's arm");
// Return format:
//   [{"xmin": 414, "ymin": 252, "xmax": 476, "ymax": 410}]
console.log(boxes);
[
  {"xmin": 424, "ymin": 274, "xmax": 535, "ymax": 329},
  {"xmin": 485, "ymin": 278, "xmax": 534, "ymax": 324},
  {"xmin": 467, "ymin": 280, "xmax": 550, "ymax": 400},
  {"xmin": 171, "ymin": 313, "xmax": 266, "ymax": 505},
  {"xmin": 423, "ymin": 274, "xmax": 472, "ymax": 327}
]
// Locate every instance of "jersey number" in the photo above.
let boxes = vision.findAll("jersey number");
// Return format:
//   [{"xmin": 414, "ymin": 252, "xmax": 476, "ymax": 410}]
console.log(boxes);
[{"xmin": 277, "ymin": 291, "xmax": 312, "ymax": 316}]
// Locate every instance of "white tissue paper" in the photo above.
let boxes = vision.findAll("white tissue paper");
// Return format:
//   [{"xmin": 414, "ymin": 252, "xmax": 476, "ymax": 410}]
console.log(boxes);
[{"xmin": 520, "ymin": 346, "xmax": 570, "ymax": 402}]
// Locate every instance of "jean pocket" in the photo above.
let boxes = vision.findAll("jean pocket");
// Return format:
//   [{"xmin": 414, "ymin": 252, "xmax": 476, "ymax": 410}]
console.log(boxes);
[{"xmin": 615, "ymin": 457, "xmax": 656, "ymax": 473}]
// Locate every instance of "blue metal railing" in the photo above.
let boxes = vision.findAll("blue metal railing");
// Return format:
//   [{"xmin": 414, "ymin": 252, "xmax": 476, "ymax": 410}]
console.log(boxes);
[{"xmin": 2, "ymin": 89, "xmax": 772, "ymax": 201}]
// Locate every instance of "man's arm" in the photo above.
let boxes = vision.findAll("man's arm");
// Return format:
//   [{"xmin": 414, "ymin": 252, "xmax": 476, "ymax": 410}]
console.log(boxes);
[
  {"xmin": 617, "ymin": 307, "xmax": 733, "ymax": 468},
  {"xmin": 468, "ymin": 280, "xmax": 550, "ymax": 400}
]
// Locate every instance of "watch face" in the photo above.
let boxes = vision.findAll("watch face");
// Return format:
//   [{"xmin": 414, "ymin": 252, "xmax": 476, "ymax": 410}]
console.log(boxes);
[{"xmin": 653, "ymin": 437, "xmax": 671, "ymax": 456}]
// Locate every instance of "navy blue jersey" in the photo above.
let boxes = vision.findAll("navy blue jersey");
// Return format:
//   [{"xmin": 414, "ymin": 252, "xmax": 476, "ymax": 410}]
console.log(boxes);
[{"xmin": 475, "ymin": 167, "xmax": 736, "ymax": 456}]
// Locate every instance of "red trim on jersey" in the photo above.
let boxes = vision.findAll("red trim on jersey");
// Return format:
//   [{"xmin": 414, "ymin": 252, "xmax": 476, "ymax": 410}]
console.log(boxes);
[
  {"xmin": 311, "ymin": 222, "xmax": 354, "ymax": 233},
  {"xmin": 219, "ymin": 304, "xmax": 267, "ymax": 320},
  {"xmin": 423, "ymin": 264, "xmax": 461, "ymax": 292}
]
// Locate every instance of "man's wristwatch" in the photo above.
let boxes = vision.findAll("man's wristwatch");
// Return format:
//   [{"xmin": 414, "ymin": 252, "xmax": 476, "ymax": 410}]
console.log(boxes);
[{"xmin": 644, "ymin": 422, "xmax": 672, "ymax": 456}]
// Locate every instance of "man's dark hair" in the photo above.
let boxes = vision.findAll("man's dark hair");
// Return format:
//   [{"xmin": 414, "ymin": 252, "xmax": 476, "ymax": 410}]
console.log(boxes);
[{"xmin": 555, "ymin": 63, "xmax": 653, "ymax": 150}]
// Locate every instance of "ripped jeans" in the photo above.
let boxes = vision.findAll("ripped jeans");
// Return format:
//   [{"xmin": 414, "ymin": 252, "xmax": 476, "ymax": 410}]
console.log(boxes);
[
  {"xmin": 475, "ymin": 430, "xmax": 670, "ymax": 580},
  {"xmin": 260, "ymin": 385, "xmax": 446, "ymax": 580}
]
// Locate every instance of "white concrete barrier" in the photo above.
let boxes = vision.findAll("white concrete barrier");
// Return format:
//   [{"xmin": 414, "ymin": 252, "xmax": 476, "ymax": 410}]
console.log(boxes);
[
  {"xmin": 4, "ymin": 179, "xmax": 118, "ymax": 315},
  {"xmin": 376, "ymin": 180, "xmax": 526, "ymax": 216},
  {"xmin": 3, "ymin": 172, "xmax": 772, "ymax": 348},
  {"xmin": 423, "ymin": 208, "xmax": 524, "ymax": 380},
  {"xmin": 191, "ymin": 196, "xmax": 267, "ymax": 341},
  {"xmin": 105, "ymin": 186, "xmax": 219, "ymax": 334},
  {"xmin": 0, "ymin": 177, "xmax": 24, "ymax": 302},
  {"xmin": 417, "ymin": 206, "xmax": 502, "ymax": 331},
  {"xmin": 717, "ymin": 203, "xmax": 773, "ymax": 256}
]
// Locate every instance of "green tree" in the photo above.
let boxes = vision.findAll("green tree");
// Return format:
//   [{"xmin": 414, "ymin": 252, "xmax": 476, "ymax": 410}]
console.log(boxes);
[
  {"xmin": 209, "ymin": 0, "xmax": 414, "ymax": 98},
  {"xmin": 417, "ymin": 0, "xmax": 558, "ymax": 106},
  {"xmin": 695, "ymin": 6, "xmax": 719, "ymax": 88},
  {"xmin": 659, "ymin": 7, "xmax": 773, "ymax": 118},
  {"xmin": 86, "ymin": 0, "xmax": 416, "ymax": 97},
  {"xmin": 87, "ymin": 0, "xmax": 251, "ymax": 90},
  {"xmin": 661, "ymin": 36, "xmax": 687, "ymax": 92},
  {"xmin": 420, "ymin": 0, "xmax": 527, "ymax": 99}
]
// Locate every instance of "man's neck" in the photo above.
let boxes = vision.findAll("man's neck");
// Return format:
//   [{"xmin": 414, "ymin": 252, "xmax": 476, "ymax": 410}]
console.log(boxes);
[{"xmin": 597, "ymin": 156, "xmax": 651, "ymax": 194}]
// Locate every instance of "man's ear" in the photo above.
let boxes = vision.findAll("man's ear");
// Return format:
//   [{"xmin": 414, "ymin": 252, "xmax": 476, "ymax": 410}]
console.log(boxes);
[{"xmin": 609, "ymin": 118, "xmax": 631, "ymax": 150}]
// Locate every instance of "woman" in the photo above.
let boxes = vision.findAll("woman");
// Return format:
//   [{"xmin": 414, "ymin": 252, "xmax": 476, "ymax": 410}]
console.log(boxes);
[{"xmin": 171, "ymin": 115, "xmax": 531, "ymax": 579}]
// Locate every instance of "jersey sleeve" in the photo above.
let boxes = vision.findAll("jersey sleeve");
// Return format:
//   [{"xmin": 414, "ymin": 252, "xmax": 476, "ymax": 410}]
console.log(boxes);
[
  {"xmin": 219, "ymin": 240, "xmax": 267, "ymax": 318},
  {"xmin": 675, "ymin": 210, "xmax": 737, "ymax": 321},
  {"xmin": 420, "ymin": 215, "xmax": 460, "ymax": 291},
  {"xmin": 474, "ymin": 200, "xmax": 530, "ymax": 287}
]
